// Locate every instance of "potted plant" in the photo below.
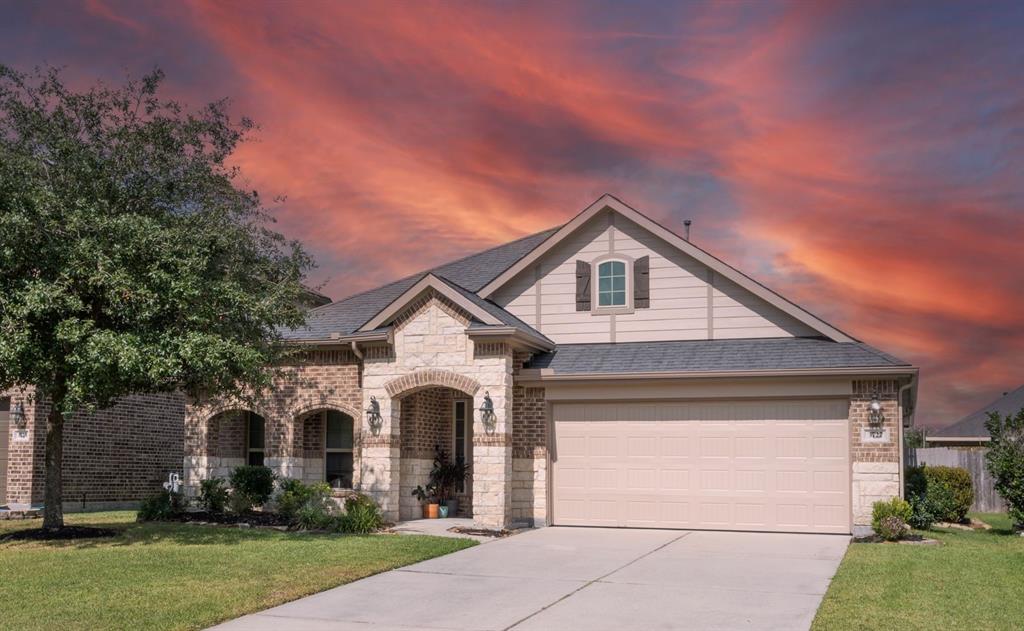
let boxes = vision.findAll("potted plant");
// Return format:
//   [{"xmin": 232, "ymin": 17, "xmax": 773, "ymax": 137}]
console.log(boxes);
[
  {"xmin": 411, "ymin": 484, "xmax": 439, "ymax": 519},
  {"xmin": 429, "ymin": 446, "xmax": 471, "ymax": 518}
]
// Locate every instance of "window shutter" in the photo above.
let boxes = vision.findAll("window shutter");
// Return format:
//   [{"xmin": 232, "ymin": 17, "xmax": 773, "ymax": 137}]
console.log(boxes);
[
  {"xmin": 634, "ymin": 256, "xmax": 650, "ymax": 308},
  {"xmin": 575, "ymin": 260, "xmax": 592, "ymax": 311}
]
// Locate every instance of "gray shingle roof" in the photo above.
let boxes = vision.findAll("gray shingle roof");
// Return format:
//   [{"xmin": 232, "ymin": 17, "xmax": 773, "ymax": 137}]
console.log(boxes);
[
  {"xmin": 284, "ymin": 228, "xmax": 559, "ymax": 341},
  {"xmin": 526, "ymin": 338, "xmax": 911, "ymax": 374},
  {"xmin": 932, "ymin": 385, "xmax": 1024, "ymax": 438},
  {"xmin": 437, "ymin": 277, "xmax": 555, "ymax": 346}
]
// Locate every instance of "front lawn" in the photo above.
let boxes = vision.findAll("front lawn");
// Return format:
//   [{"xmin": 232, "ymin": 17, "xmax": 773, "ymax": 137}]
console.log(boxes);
[
  {"xmin": 812, "ymin": 513, "xmax": 1024, "ymax": 630},
  {"xmin": 0, "ymin": 511, "xmax": 476, "ymax": 631}
]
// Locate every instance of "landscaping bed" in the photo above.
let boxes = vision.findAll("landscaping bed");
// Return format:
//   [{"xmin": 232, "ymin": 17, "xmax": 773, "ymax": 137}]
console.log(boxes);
[
  {"xmin": 812, "ymin": 513, "xmax": 1024, "ymax": 630},
  {"xmin": 0, "ymin": 510, "xmax": 477, "ymax": 631}
]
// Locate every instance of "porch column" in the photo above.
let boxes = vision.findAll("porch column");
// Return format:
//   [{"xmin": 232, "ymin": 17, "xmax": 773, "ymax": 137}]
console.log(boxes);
[
  {"xmin": 472, "ymin": 387, "xmax": 513, "ymax": 529},
  {"xmin": 265, "ymin": 414, "xmax": 303, "ymax": 481},
  {"xmin": 359, "ymin": 394, "xmax": 401, "ymax": 522}
]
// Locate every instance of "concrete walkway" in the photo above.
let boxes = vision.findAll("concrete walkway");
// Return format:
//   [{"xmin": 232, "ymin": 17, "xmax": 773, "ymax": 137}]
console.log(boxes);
[{"xmin": 211, "ymin": 527, "xmax": 849, "ymax": 631}]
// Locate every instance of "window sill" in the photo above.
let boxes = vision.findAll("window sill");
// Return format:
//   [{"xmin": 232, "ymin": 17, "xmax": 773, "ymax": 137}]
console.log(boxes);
[{"xmin": 591, "ymin": 306, "xmax": 634, "ymax": 316}]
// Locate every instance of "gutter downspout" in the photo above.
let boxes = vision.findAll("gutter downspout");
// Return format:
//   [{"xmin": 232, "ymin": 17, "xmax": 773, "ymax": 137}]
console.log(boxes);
[
  {"xmin": 897, "ymin": 373, "xmax": 918, "ymax": 499},
  {"xmin": 350, "ymin": 340, "xmax": 364, "ymax": 360}
]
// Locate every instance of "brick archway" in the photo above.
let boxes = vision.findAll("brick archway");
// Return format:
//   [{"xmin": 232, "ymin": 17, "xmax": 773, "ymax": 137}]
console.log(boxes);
[{"xmin": 383, "ymin": 369, "xmax": 482, "ymax": 398}]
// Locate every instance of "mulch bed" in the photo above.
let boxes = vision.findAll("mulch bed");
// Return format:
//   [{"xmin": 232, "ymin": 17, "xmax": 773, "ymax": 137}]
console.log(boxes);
[
  {"xmin": 447, "ymin": 526, "xmax": 515, "ymax": 538},
  {"xmin": 853, "ymin": 533, "xmax": 941, "ymax": 545},
  {"xmin": 1, "ymin": 526, "xmax": 118, "ymax": 542},
  {"xmin": 160, "ymin": 510, "xmax": 292, "ymax": 528}
]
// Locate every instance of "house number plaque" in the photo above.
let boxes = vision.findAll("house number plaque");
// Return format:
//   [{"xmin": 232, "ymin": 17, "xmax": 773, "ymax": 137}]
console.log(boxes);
[{"xmin": 860, "ymin": 427, "xmax": 890, "ymax": 444}]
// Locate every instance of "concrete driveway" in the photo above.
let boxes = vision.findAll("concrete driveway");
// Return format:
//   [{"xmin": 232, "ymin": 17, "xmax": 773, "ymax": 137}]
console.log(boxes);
[{"xmin": 211, "ymin": 527, "xmax": 849, "ymax": 631}]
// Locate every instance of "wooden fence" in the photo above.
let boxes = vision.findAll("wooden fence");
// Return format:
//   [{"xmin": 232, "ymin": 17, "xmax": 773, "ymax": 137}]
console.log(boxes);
[{"xmin": 910, "ymin": 447, "xmax": 1006, "ymax": 513}]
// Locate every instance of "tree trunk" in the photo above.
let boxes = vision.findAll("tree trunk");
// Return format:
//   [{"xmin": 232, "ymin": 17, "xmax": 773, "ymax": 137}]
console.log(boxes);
[{"xmin": 42, "ymin": 386, "xmax": 67, "ymax": 531}]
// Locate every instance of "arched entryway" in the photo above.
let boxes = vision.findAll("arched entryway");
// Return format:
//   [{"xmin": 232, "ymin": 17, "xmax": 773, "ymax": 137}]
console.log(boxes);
[{"xmin": 395, "ymin": 386, "xmax": 474, "ymax": 520}]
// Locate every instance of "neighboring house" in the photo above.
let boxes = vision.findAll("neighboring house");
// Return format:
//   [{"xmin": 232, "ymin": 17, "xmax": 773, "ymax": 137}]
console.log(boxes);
[
  {"xmin": 183, "ymin": 195, "xmax": 917, "ymax": 536},
  {"xmin": 927, "ymin": 385, "xmax": 1024, "ymax": 447},
  {"xmin": 0, "ymin": 390, "xmax": 185, "ymax": 511}
]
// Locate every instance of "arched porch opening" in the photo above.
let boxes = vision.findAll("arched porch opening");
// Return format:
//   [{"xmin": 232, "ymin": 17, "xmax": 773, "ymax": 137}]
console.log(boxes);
[{"xmin": 395, "ymin": 386, "xmax": 474, "ymax": 520}]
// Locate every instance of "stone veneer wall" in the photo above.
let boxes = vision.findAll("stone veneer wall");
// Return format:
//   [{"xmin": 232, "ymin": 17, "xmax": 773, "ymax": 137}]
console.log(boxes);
[
  {"xmin": 183, "ymin": 350, "xmax": 363, "ymax": 492},
  {"xmin": 511, "ymin": 351, "xmax": 548, "ymax": 525},
  {"xmin": 850, "ymin": 378, "xmax": 903, "ymax": 534},
  {"xmin": 2, "ymin": 388, "xmax": 184, "ymax": 510},
  {"xmin": 361, "ymin": 291, "xmax": 515, "ymax": 528}
]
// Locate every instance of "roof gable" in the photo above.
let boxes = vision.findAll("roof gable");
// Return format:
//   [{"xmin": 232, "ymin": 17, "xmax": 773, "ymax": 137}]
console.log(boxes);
[{"xmin": 479, "ymin": 194, "xmax": 857, "ymax": 344}]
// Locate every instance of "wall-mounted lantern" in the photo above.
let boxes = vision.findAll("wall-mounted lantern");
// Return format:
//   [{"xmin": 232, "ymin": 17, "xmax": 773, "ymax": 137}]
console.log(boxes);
[
  {"xmin": 868, "ymin": 391, "xmax": 885, "ymax": 427},
  {"xmin": 366, "ymin": 396, "xmax": 383, "ymax": 436},
  {"xmin": 479, "ymin": 391, "xmax": 497, "ymax": 434},
  {"xmin": 11, "ymin": 402, "xmax": 26, "ymax": 430}
]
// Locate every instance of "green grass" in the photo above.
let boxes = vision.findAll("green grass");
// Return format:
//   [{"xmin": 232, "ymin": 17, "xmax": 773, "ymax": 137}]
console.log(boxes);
[
  {"xmin": 0, "ymin": 511, "xmax": 476, "ymax": 631},
  {"xmin": 812, "ymin": 513, "xmax": 1024, "ymax": 630}
]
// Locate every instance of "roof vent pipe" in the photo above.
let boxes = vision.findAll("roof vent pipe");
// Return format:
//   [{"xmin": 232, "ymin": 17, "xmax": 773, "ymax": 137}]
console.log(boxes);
[{"xmin": 683, "ymin": 219, "xmax": 692, "ymax": 241}]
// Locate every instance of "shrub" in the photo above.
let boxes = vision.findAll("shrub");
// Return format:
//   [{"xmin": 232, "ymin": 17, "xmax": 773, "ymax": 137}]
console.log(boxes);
[
  {"xmin": 295, "ymin": 501, "xmax": 337, "ymax": 531},
  {"xmin": 137, "ymin": 490, "xmax": 184, "ymax": 521},
  {"xmin": 228, "ymin": 465, "xmax": 276, "ymax": 512},
  {"xmin": 276, "ymin": 479, "xmax": 332, "ymax": 520},
  {"xmin": 872, "ymin": 497, "xmax": 912, "ymax": 541},
  {"xmin": 904, "ymin": 466, "xmax": 933, "ymax": 529},
  {"xmin": 906, "ymin": 465, "xmax": 973, "ymax": 524},
  {"xmin": 928, "ymin": 466, "xmax": 973, "ymax": 522},
  {"xmin": 985, "ymin": 407, "xmax": 1024, "ymax": 528},
  {"xmin": 337, "ymin": 494, "xmax": 384, "ymax": 534},
  {"xmin": 199, "ymin": 478, "xmax": 229, "ymax": 514}
]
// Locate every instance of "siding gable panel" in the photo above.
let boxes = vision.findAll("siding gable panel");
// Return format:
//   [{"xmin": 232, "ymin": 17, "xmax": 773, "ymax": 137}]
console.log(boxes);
[{"xmin": 493, "ymin": 213, "xmax": 816, "ymax": 344}]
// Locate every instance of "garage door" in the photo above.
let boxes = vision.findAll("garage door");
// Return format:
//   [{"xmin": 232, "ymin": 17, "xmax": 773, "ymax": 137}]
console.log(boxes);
[{"xmin": 551, "ymin": 399, "xmax": 850, "ymax": 534}]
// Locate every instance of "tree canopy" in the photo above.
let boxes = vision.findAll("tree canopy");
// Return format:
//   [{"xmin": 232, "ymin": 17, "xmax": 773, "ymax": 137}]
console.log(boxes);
[{"xmin": 0, "ymin": 65, "xmax": 315, "ymax": 529}]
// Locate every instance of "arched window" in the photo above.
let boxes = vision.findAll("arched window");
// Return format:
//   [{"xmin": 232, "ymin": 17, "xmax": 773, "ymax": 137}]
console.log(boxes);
[
  {"xmin": 325, "ymin": 410, "xmax": 354, "ymax": 488},
  {"xmin": 246, "ymin": 412, "xmax": 266, "ymax": 466},
  {"xmin": 597, "ymin": 260, "xmax": 627, "ymax": 307}
]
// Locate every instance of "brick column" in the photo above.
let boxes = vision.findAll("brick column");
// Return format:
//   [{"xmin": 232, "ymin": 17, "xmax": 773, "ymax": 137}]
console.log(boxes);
[{"xmin": 850, "ymin": 379, "xmax": 902, "ymax": 536}]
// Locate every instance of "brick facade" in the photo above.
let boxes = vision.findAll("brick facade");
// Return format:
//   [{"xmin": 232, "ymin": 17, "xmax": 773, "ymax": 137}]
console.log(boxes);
[
  {"xmin": 850, "ymin": 378, "xmax": 904, "ymax": 534},
  {"xmin": 2, "ymin": 388, "xmax": 184, "ymax": 510}
]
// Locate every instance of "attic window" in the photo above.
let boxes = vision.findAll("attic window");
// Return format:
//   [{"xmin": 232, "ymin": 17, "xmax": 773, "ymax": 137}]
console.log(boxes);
[{"xmin": 597, "ymin": 260, "xmax": 627, "ymax": 307}]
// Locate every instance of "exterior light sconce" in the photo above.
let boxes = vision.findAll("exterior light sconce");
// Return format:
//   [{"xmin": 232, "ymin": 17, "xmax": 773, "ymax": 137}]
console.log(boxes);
[
  {"xmin": 868, "ymin": 391, "xmax": 885, "ymax": 427},
  {"xmin": 479, "ymin": 391, "xmax": 497, "ymax": 434},
  {"xmin": 11, "ymin": 402, "xmax": 26, "ymax": 430},
  {"xmin": 366, "ymin": 396, "xmax": 383, "ymax": 436}
]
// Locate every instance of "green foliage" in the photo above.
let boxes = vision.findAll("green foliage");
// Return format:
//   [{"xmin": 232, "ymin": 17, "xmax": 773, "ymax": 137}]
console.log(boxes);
[
  {"xmin": 294, "ymin": 502, "xmax": 337, "ymax": 531},
  {"xmin": 0, "ymin": 64, "xmax": 314, "ymax": 527},
  {"xmin": 229, "ymin": 466, "xmax": 276, "ymax": 512},
  {"xmin": 275, "ymin": 479, "xmax": 332, "ymax": 520},
  {"xmin": 904, "ymin": 466, "xmax": 934, "ymax": 529},
  {"xmin": 985, "ymin": 407, "xmax": 1024, "ymax": 528},
  {"xmin": 199, "ymin": 478, "xmax": 229, "ymax": 514},
  {"xmin": 137, "ymin": 490, "xmax": 184, "ymax": 521},
  {"xmin": 871, "ymin": 497, "xmax": 911, "ymax": 541},
  {"xmin": 428, "ymin": 446, "xmax": 470, "ymax": 502},
  {"xmin": 337, "ymin": 494, "xmax": 384, "ymax": 534},
  {"xmin": 907, "ymin": 464, "xmax": 974, "ymax": 524},
  {"xmin": 411, "ymin": 484, "xmax": 437, "ymax": 503},
  {"xmin": 904, "ymin": 427, "xmax": 927, "ymax": 448}
]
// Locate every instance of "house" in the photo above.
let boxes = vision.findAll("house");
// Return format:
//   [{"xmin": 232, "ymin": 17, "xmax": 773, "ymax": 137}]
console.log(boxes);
[
  {"xmin": 0, "ymin": 391, "xmax": 185, "ymax": 512},
  {"xmin": 0, "ymin": 284, "xmax": 334, "ymax": 514},
  {"xmin": 183, "ymin": 195, "xmax": 918, "ymax": 536},
  {"xmin": 927, "ymin": 385, "xmax": 1024, "ymax": 447}
]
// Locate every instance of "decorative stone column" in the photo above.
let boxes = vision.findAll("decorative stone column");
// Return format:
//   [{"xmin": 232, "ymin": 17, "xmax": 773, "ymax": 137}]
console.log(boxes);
[
  {"xmin": 359, "ymin": 394, "xmax": 401, "ymax": 522},
  {"xmin": 472, "ymin": 388, "xmax": 513, "ymax": 529}
]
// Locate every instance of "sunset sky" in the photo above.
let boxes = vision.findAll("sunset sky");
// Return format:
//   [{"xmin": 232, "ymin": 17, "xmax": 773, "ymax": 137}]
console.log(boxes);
[{"xmin": 3, "ymin": 1, "xmax": 1022, "ymax": 428}]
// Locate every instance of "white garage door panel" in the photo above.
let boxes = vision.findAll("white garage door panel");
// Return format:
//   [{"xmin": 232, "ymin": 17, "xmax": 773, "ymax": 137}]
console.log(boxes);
[{"xmin": 552, "ymin": 400, "xmax": 850, "ymax": 533}]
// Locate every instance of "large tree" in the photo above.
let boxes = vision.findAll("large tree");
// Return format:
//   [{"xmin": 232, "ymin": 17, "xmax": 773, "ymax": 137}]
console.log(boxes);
[{"xmin": 0, "ymin": 65, "xmax": 314, "ymax": 531}]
